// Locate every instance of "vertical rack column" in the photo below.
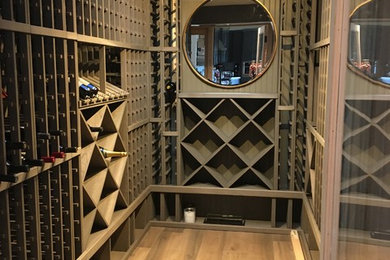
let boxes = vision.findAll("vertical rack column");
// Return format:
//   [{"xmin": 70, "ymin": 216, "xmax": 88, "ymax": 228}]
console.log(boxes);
[
  {"xmin": 278, "ymin": 0, "xmax": 300, "ymax": 228},
  {"xmin": 23, "ymin": 178, "xmax": 42, "ymax": 259},
  {"xmin": 305, "ymin": 0, "xmax": 330, "ymax": 232},
  {"xmin": 3, "ymin": 31, "xmax": 22, "ymax": 168},
  {"xmin": 295, "ymin": 0, "xmax": 311, "ymax": 201},
  {"xmin": 9, "ymin": 185, "xmax": 27, "ymax": 258},
  {"xmin": 0, "ymin": 191, "xmax": 12, "ymax": 259},
  {"xmin": 16, "ymin": 33, "xmax": 37, "ymax": 163}
]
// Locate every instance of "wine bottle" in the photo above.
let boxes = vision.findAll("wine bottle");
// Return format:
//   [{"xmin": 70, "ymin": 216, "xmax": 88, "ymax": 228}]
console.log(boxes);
[
  {"xmin": 165, "ymin": 81, "xmax": 176, "ymax": 104},
  {"xmin": 51, "ymin": 152, "xmax": 65, "ymax": 158},
  {"xmin": 79, "ymin": 78, "xmax": 98, "ymax": 96},
  {"xmin": 37, "ymin": 132, "xmax": 51, "ymax": 140},
  {"xmin": 6, "ymin": 141, "xmax": 27, "ymax": 150},
  {"xmin": 79, "ymin": 83, "xmax": 92, "ymax": 99},
  {"xmin": 6, "ymin": 128, "xmax": 51, "ymax": 143},
  {"xmin": 99, "ymin": 147, "xmax": 127, "ymax": 158},
  {"xmin": 49, "ymin": 130, "xmax": 64, "ymax": 136},
  {"xmin": 60, "ymin": 146, "xmax": 79, "ymax": 153},
  {"xmin": 23, "ymin": 158, "xmax": 44, "ymax": 167},
  {"xmin": 6, "ymin": 162, "xmax": 30, "ymax": 174},
  {"xmin": 0, "ymin": 174, "xmax": 17, "ymax": 183},
  {"xmin": 89, "ymin": 126, "xmax": 104, "ymax": 133},
  {"xmin": 41, "ymin": 156, "xmax": 55, "ymax": 163}
]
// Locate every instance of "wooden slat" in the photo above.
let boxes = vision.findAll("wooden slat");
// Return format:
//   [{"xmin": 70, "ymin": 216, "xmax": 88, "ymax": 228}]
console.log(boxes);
[
  {"xmin": 0, "ymin": 18, "xmax": 176, "ymax": 52},
  {"xmin": 290, "ymin": 230, "xmax": 305, "ymax": 260},
  {"xmin": 0, "ymin": 191, "xmax": 12, "ymax": 259},
  {"xmin": 0, "ymin": 57, "xmax": 6, "ymax": 176},
  {"xmin": 150, "ymin": 185, "xmax": 302, "ymax": 199},
  {"xmin": 60, "ymin": 161, "xmax": 76, "ymax": 259},
  {"xmin": 307, "ymin": 122, "xmax": 325, "ymax": 147},
  {"xmin": 99, "ymin": 46, "xmax": 106, "ymax": 93},
  {"xmin": 13, "ymin": 185, "xmax": 28, "ymax": 258},
  {"xmin": 310, "ymin": 38, "xmax": 330, "ymax": 50},
  {"xmin": 51, "ymin": 167, "xmax": 64, "ymax": 259},
  {"xmin": 39, "ymin": 172, "xmax": 54, "ymax": 258},
  {"xmin": 24, "ymin": 178, "xmax": 42, "ymax": 259},
  {"xmin": 5, "ymin": 31, "xmax": 22, "ymax": 166},
  {"xmin": 302, "ymin": 194, "xmax": 321, "ymax": 247},
  {"xmin": 20, "ymin": 34, "xmax": 38, "ymax": 161}
]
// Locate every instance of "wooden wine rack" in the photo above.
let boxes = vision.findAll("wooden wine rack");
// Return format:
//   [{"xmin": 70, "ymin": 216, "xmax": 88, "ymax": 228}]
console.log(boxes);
[
  {"xmin": 339, "ymin": 99, "xmax": 390, "ymax": 233},
  {"xmin": 0, "ymin": 0, "xmax": 179, "ymax": 259},
  {"xmin": 0, "ymin": 159, "xmax": 80, "ymax": 259},
  {"xmin": 296, "ymin": 0, "xmax": 310, "ymax": 193},
  {"xmin": 277, "ymin": 0, "xmax": 311, "ymax": 231},
  {"xmin": 79, "ymin": 100, "xmax": 129, "ymax": 249},
  {"xmin": 2, "ymin": 0, "xmax": 366, "ymax": 258},
  {"xmin": 122, "ymin": 50, "xmax": 151, "ymax": 199},
  {"xmin": 180, "ymin": 97, "xmax": 277, "ymax": 189}
]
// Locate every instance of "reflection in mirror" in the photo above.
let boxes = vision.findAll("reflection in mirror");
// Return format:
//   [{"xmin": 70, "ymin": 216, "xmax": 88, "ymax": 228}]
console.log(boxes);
[
  {"xmin": 184, "ymin": 0, "xmax": 276, "ymax": 87},
  {"xmin": 348, "ymin": 0, "xmax": 390, "ymax": 86}
]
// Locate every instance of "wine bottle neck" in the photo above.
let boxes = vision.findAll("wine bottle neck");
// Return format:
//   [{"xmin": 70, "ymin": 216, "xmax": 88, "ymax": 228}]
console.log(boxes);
[{"xmin": 100, "ymin": 148, "xmax": 127, "ymax": 158}]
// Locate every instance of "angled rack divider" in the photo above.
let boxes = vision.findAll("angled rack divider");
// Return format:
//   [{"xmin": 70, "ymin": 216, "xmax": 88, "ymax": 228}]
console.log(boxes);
[
  {"xmin": 180, "ymin": 97, "xmax": 277, "ymax": 190},
  {"xmin": 177, "ymin": 96, "xmax": 281, "ymax": 227},
  {"xmin": 339, "ymin": 99, "xmax": 390, "ymax": 236}
]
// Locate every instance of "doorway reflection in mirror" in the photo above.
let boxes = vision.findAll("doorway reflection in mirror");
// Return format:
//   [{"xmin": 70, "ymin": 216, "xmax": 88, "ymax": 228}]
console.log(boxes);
[
  {"xmin": 184, "ymin": 0, "xmax": 276, "ymax": 87},
  {"xmin": 348, "ymin": 0, "xmax": 390, "ymax": 86}
]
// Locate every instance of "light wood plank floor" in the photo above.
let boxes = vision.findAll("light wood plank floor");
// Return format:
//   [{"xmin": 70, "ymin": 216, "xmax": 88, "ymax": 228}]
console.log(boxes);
[{"xmin": 129, "ymin": 227, "xmax": 297, "ymax": 260}]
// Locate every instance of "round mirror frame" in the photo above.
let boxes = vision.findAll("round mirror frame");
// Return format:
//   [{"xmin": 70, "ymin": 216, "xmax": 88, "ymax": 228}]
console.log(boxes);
[
  {"xmin": 347, "ymin": 0, "xmax": 390, "ymax": 89},
  {"xmin": 182, "ymin": 0, "xmax": 278, "ymax": 89}
]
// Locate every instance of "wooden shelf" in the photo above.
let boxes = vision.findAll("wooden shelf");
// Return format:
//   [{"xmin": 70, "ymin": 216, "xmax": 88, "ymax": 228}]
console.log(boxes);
[
  {"xmin": 339, "ymin": 228, "xmax": 390, "ymax": 247},
  {"xmin": 150, "ymin": 216, "xmax": 291, "ymax": 233},
  {"xmin": 340, "ymin": 193, "xmax": 390, "ymax": 208}
]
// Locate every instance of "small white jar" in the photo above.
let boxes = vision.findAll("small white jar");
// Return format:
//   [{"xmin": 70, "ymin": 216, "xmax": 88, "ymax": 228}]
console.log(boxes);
[{"xmin": 184, "ymin": 207, "xmax": 196, "ymax": 223}]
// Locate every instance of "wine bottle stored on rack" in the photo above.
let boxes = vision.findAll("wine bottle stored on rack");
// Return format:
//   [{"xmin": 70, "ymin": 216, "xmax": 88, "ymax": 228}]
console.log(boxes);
[
  {"xmin": 0, "ymin": 174, "xmax": 17, "ymax": 183},
  {"xmin": 60, "ymin": 146, "xmax": 80, "ymax": 153},
  {"xmin": 79, "ymin": 83, "xmax": 92, "ymax": 99},
  {"xmin": 51, "ymin": 146, "xmax": 80, "ymax": 158},
  {"xmin": 6, "ymin": 161, "xmax": 30, "ymax": 174},
  {"xmin": 22, "ymin": 158, "xmax": 44, "ymax": 167},
  {"xmin": 21, "ymin": 151, "xmax": 44, "ymax": 167},
  {"xmin": 99, "ymin": 147, "xmax": 128, "ymax": 158},
  {"xmin": 89, "ymin": 126, "xmax": 104, "ymax": 133},
  {"xmin": 165, "ymin": 81, "xmax": 176, "ymax": 104},
  {"xmin": 79, "ymin": 77, "xmax": 98, "ymax": 100},
  {"xmin": 5, "ymin": 141, "xmax": 27, "ymax": 150},
  {"xmin": 79, "ymin": 77, "xmax": 98, "ymax": 95}
]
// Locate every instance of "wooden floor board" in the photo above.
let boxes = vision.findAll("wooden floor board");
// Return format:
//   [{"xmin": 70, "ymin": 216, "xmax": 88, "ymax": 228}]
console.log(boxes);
[{"xmin": 129, "ymin": 227, "xmax": 297, "ymax": 260}]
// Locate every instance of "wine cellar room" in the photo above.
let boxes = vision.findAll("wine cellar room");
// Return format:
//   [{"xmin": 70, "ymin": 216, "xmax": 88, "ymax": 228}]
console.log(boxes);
[{"xmin": 0, "ymin": 0, "xmax": 389, "ymax": 259}]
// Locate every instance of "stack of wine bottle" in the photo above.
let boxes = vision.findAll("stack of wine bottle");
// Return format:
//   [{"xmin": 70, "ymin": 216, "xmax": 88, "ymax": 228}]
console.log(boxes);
[
  {"xmin": 2, "ymin": 125, "xmax": 79, "ymax": 182},
  {"xmin": 79, "ymin": 78, "xmax": 99, "ymax": 99}
]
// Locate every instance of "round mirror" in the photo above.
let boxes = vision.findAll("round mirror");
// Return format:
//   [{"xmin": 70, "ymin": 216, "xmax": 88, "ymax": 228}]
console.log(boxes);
[
  {"xmin": 348, "ymin": 0, "xmax": 390, "ymax": 87},
  {"xmin": 183, "ymin": 0, "xmax": 277, "ymax": 88}
]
